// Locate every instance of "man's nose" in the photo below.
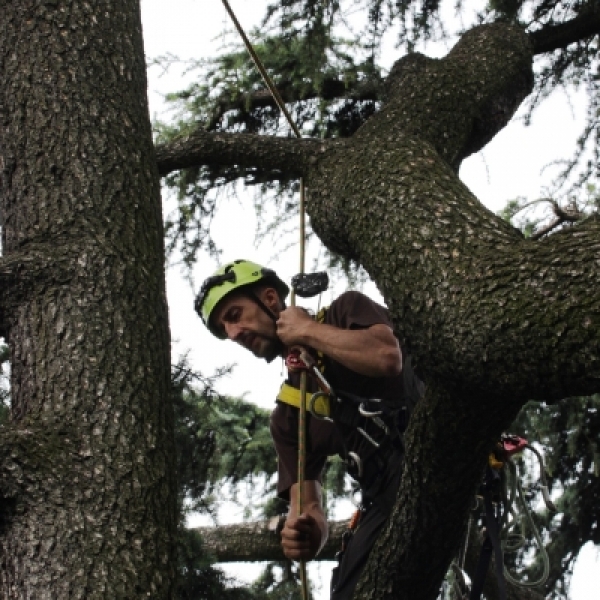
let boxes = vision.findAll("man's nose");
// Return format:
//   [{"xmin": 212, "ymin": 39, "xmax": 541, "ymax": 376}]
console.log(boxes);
[{"xmin": 224, "ymin": 322, "xmax": 242, "ymax": 341}]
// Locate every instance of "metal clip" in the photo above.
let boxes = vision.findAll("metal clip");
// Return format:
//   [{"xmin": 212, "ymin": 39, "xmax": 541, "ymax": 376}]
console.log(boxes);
[
  {"xmin": 358, "ymin": 399, "xmax": 389, "ymax": 434},
  {"xmin": 347, "ymin": 451, "xmax": 363, "ymax": 478},
  {"xmin": 358, "ymin": 398, "xmax": 383, "ymax": 418},
  {"xmin": 309, "ymin": 391, "xmax": 333, "ymax": 422},
  {"xmin": 357, "ymin": 427, "xmax": 380, "ymax": 448}
]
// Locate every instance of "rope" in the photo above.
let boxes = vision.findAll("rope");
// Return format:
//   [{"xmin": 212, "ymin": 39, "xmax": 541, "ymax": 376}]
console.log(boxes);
[
  {"xmin": 502, "ymin": 455, "xmax": 552, "ymax": 589},
  {"xmin": 219, "ymin": 3, "xmax": 309, "ymax": 597},
  {"xmin": 220, "ymin": 0, "xmax": 302, "ymax": 138}
]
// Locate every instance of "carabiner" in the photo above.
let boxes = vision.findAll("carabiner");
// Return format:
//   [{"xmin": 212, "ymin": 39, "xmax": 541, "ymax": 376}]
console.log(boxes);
[
  {"xmin": 309, "ymin": 391, "xmax": 333, "ymax": 422},
  {"xmin": 358, "ymin": 398, "xmax": 383, "ymax": 418},
  {"xmin": 347, "ymin": 451, "xmax": 363, "ymax": 478}
]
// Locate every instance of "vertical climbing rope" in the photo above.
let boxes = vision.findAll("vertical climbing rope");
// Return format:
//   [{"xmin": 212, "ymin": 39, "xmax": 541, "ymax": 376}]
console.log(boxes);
[{"xmin": 219, "ymin": 2, "xmax": 309, "ymax": 597}]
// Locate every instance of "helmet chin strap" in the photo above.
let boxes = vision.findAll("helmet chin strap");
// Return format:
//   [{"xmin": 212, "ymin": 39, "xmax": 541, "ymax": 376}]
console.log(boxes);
[{"xmin": 248, "ymin": 292, "xmax": 286, "ymax": 362}]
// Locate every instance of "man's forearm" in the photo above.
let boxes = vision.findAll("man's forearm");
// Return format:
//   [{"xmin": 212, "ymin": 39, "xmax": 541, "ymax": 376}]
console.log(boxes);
[{"xmin": 298, "ymin": 321, "xmax": 402, "ymax": 377}]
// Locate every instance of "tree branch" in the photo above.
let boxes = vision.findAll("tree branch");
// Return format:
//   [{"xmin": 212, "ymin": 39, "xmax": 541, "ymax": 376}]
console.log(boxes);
[
  {"xmin": 194, "ymin": 517, "xmax": 348, "ymax": 562},
  {"xmin": 155, "ymin": 130, "xmax": 342, "ymax": 177},
  {"xmin": 194, "ymin": 516, "xmax": 547, "ymax": 600},
  {"xmin": 206, "ymin": 77, "xmax": 383, "ymax": 130},
  {"xmin": 529, "ymin": 4, "xmax": 600, "ymax": 55}
]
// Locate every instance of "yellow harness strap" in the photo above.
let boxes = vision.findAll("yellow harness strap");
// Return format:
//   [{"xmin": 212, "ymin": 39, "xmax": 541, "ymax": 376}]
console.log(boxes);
[{"xmin": 277, "ymin": 382, "xmax": 331, "ymax": 417}]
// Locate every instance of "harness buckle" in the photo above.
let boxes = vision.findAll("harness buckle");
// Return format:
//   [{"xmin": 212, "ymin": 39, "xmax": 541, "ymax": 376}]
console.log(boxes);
[{"xmin": 308, "ymin": 392, "xmax": 333, "ymax": 422}]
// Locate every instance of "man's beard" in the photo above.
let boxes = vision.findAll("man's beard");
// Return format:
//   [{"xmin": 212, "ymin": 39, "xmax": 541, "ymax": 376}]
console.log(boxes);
[{"xmin": 243, "ymin": 332, "xmax": 283, "ymax": 363}]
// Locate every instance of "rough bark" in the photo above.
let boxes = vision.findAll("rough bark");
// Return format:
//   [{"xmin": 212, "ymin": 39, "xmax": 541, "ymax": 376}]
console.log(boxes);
[
  {"xmin": 0, "ymin": 1, "xmax": 176, "ymax": 598},
  {"xmin": 153, "ymin": 20, "xmax": 599, "ymax": 600}
]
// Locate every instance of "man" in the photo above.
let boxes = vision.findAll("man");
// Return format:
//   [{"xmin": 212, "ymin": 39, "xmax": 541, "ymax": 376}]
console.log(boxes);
[{"xmin": 195, "ymin": 259, "xmax": 420, "ymax": 599}]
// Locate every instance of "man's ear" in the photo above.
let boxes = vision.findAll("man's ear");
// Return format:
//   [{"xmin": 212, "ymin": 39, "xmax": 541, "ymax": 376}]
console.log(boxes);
[{"xmin": 262, "ymin": 287, "xmax": 281, "ymax": 313}]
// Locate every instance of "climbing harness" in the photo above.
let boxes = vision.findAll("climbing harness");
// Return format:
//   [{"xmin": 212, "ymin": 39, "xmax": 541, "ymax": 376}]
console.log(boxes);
[
  {"xmin": 279, "ymin": 331, "xmax": 409, "ymax": 503},
  {"xmin": 442, "ymin": 434, "xmax": 556, "ymax": 600}
]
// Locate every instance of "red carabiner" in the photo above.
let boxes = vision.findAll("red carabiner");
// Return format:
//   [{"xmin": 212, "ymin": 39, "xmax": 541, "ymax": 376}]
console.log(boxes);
[
  {"xmin": 285, "ymin": 347, "xmax": 314, "ymax": 372},
  {"xmin": 501, "ymin": 434, "xmax": 528, "ymax": 456}
]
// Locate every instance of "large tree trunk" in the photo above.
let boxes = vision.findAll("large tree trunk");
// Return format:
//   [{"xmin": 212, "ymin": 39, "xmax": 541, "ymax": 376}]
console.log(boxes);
[{"xmin": 0, "ymin": 1, "xmax": 176, "ymax": 597}]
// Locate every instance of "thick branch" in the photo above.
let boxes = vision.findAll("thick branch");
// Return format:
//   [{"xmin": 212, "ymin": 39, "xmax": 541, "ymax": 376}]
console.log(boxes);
[
  {"xmin": 377, "ymin": 24, "xmax": 534, "ymax": 170},
  {"xmin": 529, "ymin": 4, "xmax": 600, "ymax": 55},
  {"xmin": 155, "ymin": 130, "xmax": 341, "ymax": 177}
]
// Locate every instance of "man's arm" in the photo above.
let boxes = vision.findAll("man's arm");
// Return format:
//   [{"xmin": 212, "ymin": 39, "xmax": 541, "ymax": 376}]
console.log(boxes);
[
  {"xmin": 280, "ymin": 480, "xmax": 328, "ymax": 561},
  {"xmin": 276, "ymin": 307, "xmax": 402, "ymax": 377}
]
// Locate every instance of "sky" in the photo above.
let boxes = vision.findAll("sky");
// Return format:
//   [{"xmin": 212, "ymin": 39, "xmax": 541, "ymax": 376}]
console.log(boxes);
[{"xmin": 139, "ymin": 1, "xmax": 598, "ymax": 597}]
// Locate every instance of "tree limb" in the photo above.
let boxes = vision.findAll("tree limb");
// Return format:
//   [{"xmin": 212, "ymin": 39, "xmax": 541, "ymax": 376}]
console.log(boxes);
[
  {"xmin": 155, "ymin": 130, "xmax": 342, "ymax": 177},
  {"xmin": 194, "ymin": 517, "xmax": 348, "ymax": 562},
  {"xmin": 529, "ymin": 4, "xmax": 600, "ymax": 55},
  {"xmin": 193, "ymin": 517, "xmax": 546, "ymax": 600},
  {"xmin": 206, "ymin": 77, "xmax": 383, "ymax": 131}
]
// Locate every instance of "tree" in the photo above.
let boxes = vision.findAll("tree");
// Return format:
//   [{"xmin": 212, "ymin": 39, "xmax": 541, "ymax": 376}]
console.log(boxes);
[
  {"xmin": 152, "ymin": 1, "xmax": 599, "ymax": 599},
  {"xmin": 1, "ymin": 1, "xmax": 598, "ymax": 600},
  {"xmin": 0, "ymin": 1, "xmax": 176, "ymax": 596}
]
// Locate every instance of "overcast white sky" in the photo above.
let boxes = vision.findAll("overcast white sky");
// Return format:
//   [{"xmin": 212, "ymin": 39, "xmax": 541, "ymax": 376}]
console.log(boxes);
[{"xmin": 139, "ymin": 1, "xmax": 598, "ymax": 597}]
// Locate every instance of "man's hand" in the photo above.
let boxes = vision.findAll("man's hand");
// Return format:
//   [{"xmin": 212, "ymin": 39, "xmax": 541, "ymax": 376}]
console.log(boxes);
[
  {"xmin": 278, "ymin": 305, "xmax": 402, "ymax": 377},
  {"xmin": 282, "ymin": 481, "xmax": 328, "ymax": 562},
  {"xmin": 280, "ymin": 513, "xmax": 323, "ymax": 561},
  {"xmin": 276, "ymin": 307, "xmax": 314, "ymax": 347}
]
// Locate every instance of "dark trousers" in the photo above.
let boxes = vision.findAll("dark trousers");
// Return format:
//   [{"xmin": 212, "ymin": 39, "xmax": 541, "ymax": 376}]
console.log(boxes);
[{"xmin": 330, "ymin": 463, "xmax": 402, "ymax": 599}]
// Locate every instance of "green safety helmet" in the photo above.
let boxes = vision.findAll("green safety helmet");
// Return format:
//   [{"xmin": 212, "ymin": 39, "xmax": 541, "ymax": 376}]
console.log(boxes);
[{"xmin": 195, "ymin": 259, "xmax": 289, "ymax": 339}]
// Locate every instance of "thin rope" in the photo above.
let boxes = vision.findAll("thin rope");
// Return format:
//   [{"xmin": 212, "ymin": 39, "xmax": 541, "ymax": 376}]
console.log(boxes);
[
  {"xmin": 220, "ymin": 0, "xmax": 302, "ymax": 138},
  {"xmin": 219, "ymin": 2, "xmax": 309, "ymax": 597}
]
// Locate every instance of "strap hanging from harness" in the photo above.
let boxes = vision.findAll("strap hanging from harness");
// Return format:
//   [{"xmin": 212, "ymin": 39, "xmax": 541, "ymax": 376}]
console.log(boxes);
[{"xmin": 469, "ymin": 465, "xmax": 507, "ymax": 600}]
